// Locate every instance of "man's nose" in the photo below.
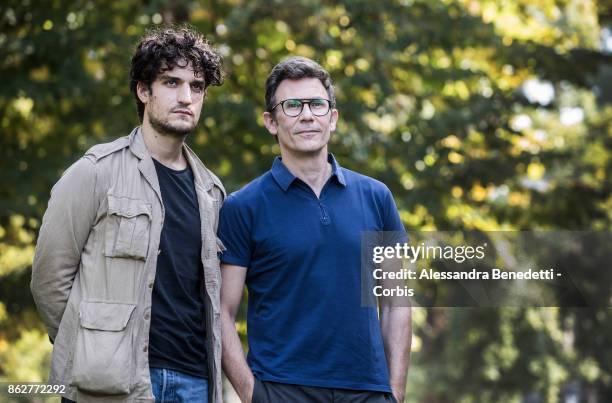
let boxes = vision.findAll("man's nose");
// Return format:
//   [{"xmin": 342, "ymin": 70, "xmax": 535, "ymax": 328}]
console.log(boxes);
[
  {"xmin": 299, "ymin": 103, "xmax": 314, "ymax": 120},
  {"xmin": 177, "ymin": 83, "xmax": 192, "ymax": 104}
]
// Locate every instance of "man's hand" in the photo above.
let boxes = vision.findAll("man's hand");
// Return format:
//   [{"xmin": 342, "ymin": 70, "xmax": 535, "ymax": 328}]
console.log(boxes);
[
  {"xmin": 392, "ymin": 386, "xmax": 405, "ymax": 403},
  {"xmin": 236, "ymin": 374, "xmax": 254, "ymax": 403},
  {"xmin": 221, "ymin": 263, "xmax": 256, "ymax": 403},
  {"xmin": 379, "ymin": 253, "xmax": 411, "ymax": 403}
]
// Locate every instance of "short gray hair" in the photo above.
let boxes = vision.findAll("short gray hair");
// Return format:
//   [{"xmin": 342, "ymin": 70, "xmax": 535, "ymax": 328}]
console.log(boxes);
[{"xmin": 264, "ymin": 56, "xmax": 336, "ymax": 113}]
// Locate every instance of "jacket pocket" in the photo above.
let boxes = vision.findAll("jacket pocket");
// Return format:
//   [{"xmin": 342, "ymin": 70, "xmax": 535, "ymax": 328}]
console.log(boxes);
[
  {"xmin": 71, "ymin": 301, "xmax": 137, "ymax": 395},
  {"xmin": 105, "ymin": 195, "xmax": 152, "ymax": 260}
]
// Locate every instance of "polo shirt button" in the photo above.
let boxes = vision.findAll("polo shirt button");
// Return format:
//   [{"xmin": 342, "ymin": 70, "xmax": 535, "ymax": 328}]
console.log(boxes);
[
  {"xmin": 148, "ymin": 282, "xmax": 154, "ymax": 288},
  {"xmin": 143, "ymin": 345, "xmax": 148, "ymax": 352},
  {"xmin": 144, "ymin": 312, "xmax": 150, "ymax": 320}
]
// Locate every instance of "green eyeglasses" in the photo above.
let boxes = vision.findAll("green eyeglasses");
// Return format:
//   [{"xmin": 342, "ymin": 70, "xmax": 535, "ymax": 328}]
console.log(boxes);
[{"xmin": 270, "ymin": 98, "xmax": 332, "ymax": 117}]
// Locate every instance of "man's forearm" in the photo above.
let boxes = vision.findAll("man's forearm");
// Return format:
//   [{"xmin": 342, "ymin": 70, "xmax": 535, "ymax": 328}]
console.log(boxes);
[
  {"xmin": 381, "ymin": 306, "xmax": 412, "ymax": 402},
  {"xmin": 221, "ymin": 311, "xmax": 254, "ymax": 403},
  {"xmin": 30, "ymin": 269, "xmax": 74, "ymax": 341},
  {"xmin": 31, "ymin": 224, "xmax": 80, "ymax": 340},
  {"xmin": 31, "ymin": 157, "xmax": 97, "ymax": 340}
]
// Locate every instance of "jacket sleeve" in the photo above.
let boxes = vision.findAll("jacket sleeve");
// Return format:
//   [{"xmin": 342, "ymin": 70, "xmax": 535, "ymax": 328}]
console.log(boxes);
[{"xmin": 31, "ymin": 157, "xmax": 99, "ymax": 341}]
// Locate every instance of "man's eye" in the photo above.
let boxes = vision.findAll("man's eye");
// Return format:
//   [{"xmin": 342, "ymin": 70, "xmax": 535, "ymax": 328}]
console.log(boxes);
[
  {"xmin": 285, "ymin": 100, "xmax": 302, "ymax": 109},
  {"xmin": 191, "ymin": 83, "xmax": 204, "ymax": 92},
  {"xmin": 311, "ymin": 99, "xmax": 326, "ymax": 108},
  {"xmin": 166, "ymin": 79, "xmax": 177, "ymax": 86}
]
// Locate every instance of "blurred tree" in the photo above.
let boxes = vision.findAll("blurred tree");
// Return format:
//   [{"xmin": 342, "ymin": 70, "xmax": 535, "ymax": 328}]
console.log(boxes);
[{"xmin": 0, "ymin": 0, "xmax": 610, "ymax": 401}]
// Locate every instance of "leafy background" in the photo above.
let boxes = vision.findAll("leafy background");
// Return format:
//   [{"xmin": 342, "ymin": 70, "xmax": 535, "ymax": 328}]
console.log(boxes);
[{"xmin": 1, "ymin": 0, "xmax": 610, "ymax": 402}]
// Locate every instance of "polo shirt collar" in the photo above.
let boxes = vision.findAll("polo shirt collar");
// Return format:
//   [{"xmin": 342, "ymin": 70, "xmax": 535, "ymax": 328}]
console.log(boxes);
[
  {"xmin": 330, "ymin": 154, "xmax": 347, "ymax": 187},
  {"xmin": 271, "ymin": 153, "xmax": 347, "ymax": 192},
  {"xmin": 271, "ymin": 157, "xmax": 295, "ymax": 191}
]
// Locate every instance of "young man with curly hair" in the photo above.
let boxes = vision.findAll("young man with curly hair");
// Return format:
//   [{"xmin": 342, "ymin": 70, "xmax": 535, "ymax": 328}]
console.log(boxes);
[{"xmin": 31, "ymin": 26, "xmax": 225, "ymax": 403}]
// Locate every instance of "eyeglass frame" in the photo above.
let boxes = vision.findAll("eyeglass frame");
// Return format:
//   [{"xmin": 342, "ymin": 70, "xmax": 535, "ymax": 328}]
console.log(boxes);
[{"xmin": 269, "ymin": 98, "xmax": 334, "ymax": 117}]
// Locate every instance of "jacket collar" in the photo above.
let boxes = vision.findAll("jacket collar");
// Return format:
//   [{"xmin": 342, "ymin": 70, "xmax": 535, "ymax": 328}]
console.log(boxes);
[{"xmin": 129, "ymin": 126, "xmax": 216, "ymax": 192}]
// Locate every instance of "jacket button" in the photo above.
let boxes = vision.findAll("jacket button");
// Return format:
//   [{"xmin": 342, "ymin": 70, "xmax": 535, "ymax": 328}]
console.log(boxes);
[{"xmin": 157, "ymin": 249, "xmax": 161, "ymax": 255}]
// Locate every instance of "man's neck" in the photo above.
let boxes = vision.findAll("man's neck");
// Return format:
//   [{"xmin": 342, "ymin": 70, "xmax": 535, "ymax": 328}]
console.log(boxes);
[
  {"xmin": 141, "ymin": 120, "xmax": 188, "ymax": 170},
  {"xmin": 280, "ymin": 148, "xmax": 331, "ymax": 198}
]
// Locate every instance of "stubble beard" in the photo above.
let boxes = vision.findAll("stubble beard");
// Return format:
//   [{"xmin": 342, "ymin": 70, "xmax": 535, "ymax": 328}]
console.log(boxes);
[{"xmin": 148, "ymin": 110, "xmax": 196, "ymax": 138}]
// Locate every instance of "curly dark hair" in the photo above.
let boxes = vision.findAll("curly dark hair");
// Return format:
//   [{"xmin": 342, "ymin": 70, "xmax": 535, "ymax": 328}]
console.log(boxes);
[{"xmin": 130, "ymin": 25, "xmax": 224, "ymax": 121}]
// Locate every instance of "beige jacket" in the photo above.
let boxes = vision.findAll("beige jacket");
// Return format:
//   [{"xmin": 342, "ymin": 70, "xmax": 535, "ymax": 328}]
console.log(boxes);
[{"xmin": 31, "ymin": 127, "xmax": 225, "ymax": 402}]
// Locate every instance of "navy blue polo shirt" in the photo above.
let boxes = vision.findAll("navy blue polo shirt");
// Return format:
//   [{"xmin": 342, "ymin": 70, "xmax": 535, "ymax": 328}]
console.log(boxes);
[{"xmin": 218, "ymin": 154, "xmax": 406, "ymax": 392}]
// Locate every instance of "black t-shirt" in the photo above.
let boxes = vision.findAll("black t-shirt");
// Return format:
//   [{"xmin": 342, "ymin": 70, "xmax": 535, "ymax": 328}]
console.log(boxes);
[{"xmin": 149, "ymin": 158, "xmax": 208, "ymax": 378}]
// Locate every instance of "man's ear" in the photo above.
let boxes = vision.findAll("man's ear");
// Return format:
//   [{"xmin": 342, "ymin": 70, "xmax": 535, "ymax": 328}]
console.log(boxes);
[
  {"xmin": 136, "ymin": 82, "xmax": 151, "ymax": 104},
  {"xmin": 329, "ymin": 108, "xmax": 339, "ymax": 132},
  {"xmin": 263, "ymin": 111, "xmax": 278, "ymax": 136}
]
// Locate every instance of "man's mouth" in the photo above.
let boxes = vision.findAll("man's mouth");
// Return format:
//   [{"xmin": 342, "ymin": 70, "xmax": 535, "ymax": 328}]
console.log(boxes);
[
  {"xmin": 173, "ymin": 109, "xmax": 193, "ymax": 116},
  {"xmin": 295, "ymin": 129, "xmax": 321, "ymax": 135}
]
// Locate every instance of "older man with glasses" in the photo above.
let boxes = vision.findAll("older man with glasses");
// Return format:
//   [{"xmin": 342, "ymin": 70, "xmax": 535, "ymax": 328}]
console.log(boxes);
[{"xmin": 218, "ymin": 56, "xmax": 412, "ymax": 403}]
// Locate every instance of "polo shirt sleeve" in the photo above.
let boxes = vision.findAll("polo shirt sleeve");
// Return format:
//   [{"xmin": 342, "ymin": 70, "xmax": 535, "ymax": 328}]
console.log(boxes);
[
  {"xmin": 382, "ymin": 186, "xmax": 408, "ymax": 245},
  {"xmin": 217, "ymin": 194, "xmax": 252, "ymax": 268}
]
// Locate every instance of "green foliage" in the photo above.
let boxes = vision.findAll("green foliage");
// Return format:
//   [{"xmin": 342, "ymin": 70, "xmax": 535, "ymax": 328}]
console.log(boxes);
[{"xmin": 1, "ymin": 0, "xmax": 610, "ymax": 401}]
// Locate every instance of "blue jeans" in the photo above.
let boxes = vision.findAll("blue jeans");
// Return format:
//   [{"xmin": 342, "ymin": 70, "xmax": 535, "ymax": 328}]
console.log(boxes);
[
  {"xmin": 61, "ymin": 368, "xmax": 208, "ymax": 403},
  {"xmin": 150, "ymin": 368, "xmax": 209, "ymax": 403}
]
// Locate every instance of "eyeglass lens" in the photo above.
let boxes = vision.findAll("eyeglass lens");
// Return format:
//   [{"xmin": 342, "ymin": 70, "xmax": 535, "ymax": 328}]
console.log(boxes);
[{"xmin": 282, "ymin": 99, "xmax": 330, "ymax": 117}]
